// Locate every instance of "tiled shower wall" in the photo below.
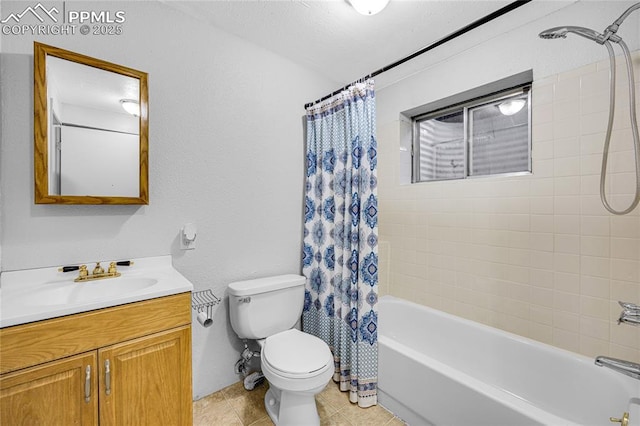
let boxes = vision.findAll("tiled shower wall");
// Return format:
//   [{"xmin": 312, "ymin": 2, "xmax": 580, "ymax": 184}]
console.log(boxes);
[{"xmin": 378, "ymin": 51, "xmax": 640, "ymax": 362}]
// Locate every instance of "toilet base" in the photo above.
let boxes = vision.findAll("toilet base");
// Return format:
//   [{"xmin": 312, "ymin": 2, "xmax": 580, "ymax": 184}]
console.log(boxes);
[{"xmin": 264, "ymin": 386, "xmax": 321, "ymax": 426}]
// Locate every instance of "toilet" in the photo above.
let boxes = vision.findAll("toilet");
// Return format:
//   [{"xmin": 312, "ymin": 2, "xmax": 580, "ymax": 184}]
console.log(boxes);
[{"xmin": 228, "ymin": 274, "xmax": 333, "ymax": 426}]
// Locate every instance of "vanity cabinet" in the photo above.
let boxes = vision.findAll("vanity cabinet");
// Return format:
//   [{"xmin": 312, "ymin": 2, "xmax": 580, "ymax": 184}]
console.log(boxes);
[
  {"xmin": 0, "ymin": 352, "xmax": 98, "ymax": 425},
  {"xmin": 0, "ymin": 293, "xmax": 192, "ymax": 426}
]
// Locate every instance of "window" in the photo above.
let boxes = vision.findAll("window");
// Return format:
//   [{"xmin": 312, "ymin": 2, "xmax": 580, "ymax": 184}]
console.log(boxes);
[{"xmin": 411, "ymin": 76, "xmax": 531, "ymax": 183}]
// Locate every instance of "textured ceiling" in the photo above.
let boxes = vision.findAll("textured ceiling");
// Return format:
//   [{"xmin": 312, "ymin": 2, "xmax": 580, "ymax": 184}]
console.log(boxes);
[{"xmin": 160, "ymin": 0, "xmax": 573, "ymax": 89}]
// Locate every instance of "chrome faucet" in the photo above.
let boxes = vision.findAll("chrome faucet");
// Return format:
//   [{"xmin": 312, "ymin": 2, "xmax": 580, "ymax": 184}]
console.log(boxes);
[
  {"xmin": 618, "ymin": 301, "xmax": 640, "ymax": 326},
  {"xmin": 595, "ymin": 356, "xmax": 640, "ymax": 380}
]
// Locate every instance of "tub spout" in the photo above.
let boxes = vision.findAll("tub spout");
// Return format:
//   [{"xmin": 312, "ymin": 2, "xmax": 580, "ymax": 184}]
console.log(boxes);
[{"xmin": 595, "ymin": 356, "xmax": 640, "ymax": 380}]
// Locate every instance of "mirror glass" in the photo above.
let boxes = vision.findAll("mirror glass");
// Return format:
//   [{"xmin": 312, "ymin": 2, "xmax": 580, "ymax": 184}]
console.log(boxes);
[{"xmin": 34, "ymin": 42, "xmax": 148, "ymax": 204}]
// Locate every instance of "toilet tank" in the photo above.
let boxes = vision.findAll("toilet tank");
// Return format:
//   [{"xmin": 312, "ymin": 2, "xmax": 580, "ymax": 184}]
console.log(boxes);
[{"xmin": 227, "ymin": 274, "xmax": 306, "ymax": 340}]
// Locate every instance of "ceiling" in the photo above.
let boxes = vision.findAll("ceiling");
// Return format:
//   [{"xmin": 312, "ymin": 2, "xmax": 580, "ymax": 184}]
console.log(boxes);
[
  {"xmin": 161, "ymin": 0, "xmax": 573, "ymax": 91},
  {"xmin": 48, "ymin": 56, "xmax": 139, "ymax": 117}
]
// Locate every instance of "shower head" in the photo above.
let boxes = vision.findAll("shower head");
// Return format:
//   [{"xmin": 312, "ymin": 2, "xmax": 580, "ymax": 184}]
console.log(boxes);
[{"xmin": 539, "ymin": 26, "xmax": 605, "ymax": 44}]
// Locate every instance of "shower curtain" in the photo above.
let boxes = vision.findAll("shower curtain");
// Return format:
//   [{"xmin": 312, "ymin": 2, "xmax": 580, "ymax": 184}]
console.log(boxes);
[{"xmin": 302, "ymin": 79, "xmax": 378, "ymax": 408}]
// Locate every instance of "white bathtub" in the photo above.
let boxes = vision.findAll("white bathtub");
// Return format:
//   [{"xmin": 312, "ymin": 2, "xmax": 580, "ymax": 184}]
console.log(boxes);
[{"xmin": 378, "ymin": 295, "xmax": 640, "ymax": 426}]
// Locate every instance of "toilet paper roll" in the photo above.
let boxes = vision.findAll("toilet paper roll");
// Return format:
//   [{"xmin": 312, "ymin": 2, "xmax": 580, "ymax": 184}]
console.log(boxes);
[{"xmin": 196, "ymin": 311, "xmax": 213, "ymax": 327}]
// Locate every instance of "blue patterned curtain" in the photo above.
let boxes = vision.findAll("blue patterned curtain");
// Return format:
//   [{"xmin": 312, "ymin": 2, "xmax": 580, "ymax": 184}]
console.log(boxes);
[{"xmin": 302, "ymin": 80, "xmax": 378, "ymax": 408}]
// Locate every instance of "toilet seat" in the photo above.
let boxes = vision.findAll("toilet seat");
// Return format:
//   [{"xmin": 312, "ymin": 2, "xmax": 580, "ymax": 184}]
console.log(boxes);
[{"xmin": 262, "ymin": 329, "xmax": 333, "ymax": 380}]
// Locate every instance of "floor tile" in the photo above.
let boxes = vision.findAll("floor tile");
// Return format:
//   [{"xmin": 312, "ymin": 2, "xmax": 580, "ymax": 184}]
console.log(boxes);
[
  {"xmin": 336, "ymin": 401, "xmax": 394, "ymax": 426},
  {"xmin": 194, "ymin": 380, "xmax": 400, "ymax": 426},
  {"xmin": 193, "ymin": 393, "xmax": 242, "ymax": 425}
]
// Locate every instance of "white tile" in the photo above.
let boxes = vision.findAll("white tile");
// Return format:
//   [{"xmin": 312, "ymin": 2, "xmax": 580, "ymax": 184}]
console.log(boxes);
[
  {"xmin": 553, "ymin": 99, "xmax": 579, "ymax": 121},
  {"xmin": 554, "ymin": 252, "xmax": 580, "ymax": 274},
  {"xmin": 533, "ymin": 121, "xmax": 554, "ymax": 143},
  {"xmin": 530, "ymin": 268, "xmax": 554, "ymax": 289},
  {"xmin": 553, "ymin": 136, "xmax": 580, "ymax": 158},
  {"xmin": 530, "ymin": 197, "xmax": 554, "ymax": 215},
  {"xmin": 580, "ymin": 110, "xmax": 609, "ymax": 136},
  {"xmin": 553, "ymin": 291, "xmax": 580, "ymax": 314},
  {"xmin": 554, "ymin": 271, "xmax": 580, "ymax": 294},
  {"xmin": 610, "ymin": 237, "xmax": 640, "ymax": 260},
  {"xmin": 580, "ymin": 69, "xmax": 609, "ymax": 96},
  {"xmin": 530, "ymin": 233, "xmax": 554, "ymax": 251},
  {"xmin": 532, "ymin": 81, "xmax": 554, "ymax": 105},
  {"xmin": 554, "ymin": 77, "xmax": 580, "ymax": 102},
  {"xmin": 580, "ymin": 216, "xmax": 610, "ymax": 236},
  {"xmin": 580, "ymin": 132, "xmax": 606, "ymax": 155},
  {"xmin": 580, "ymin": 255, "xmax": 610, "ymax": 279},
  {"xmin": 580, "ymin": 275, "xmax": 610, "ymax": 299},
  {"xmin": 580, "ymin": 316, "xmax": 610, "ymax": 341},
  {"xmin": 553, "ymin": 116, "xmax": 580, "ymax": 140},
  {"xmin": 580, "ymin": 92, "xmax": 609, "ymax": 115},
  {"xmin": 554, "ymin": 196, "xmax": 580, "ymax": 215},
  {"xmin": 554, "ymin": 234, "xmax": 580, "ymax": 254},
  {"xmin": 533, "ymin": 140, "xmax": 554, "ymax": 161},
  {"xmin": 580, "ymin": 154, "xmax": 602, "ymax": 177},
  {"xmin": 554, "ymin": 157, "xmax": 580, "ymax": 177},
  {"xmin": 533, "ymin": 159, "xmax": 554, "ymax": 178},
  {"xmin": 580, "ymin": 335, "xmax": 610, "ymax": 358},
  {"xmin": 610, "ymin": 215, "xmax": 640, "ymax": 238},
  {"xmin": 553, "ymin": 328, "xmax": 581, "ymax": 353},
  {"xmin": 580, "ymin": 295, "xmax": 610, "ymax": 320},
  {"xmin": 508, "ymin": 214, "xmax": 530, "ymax": 232},
  {"xmin": 554, "ymin": 215, "xmax": 580, "ymax": 235},
  {"xmin": 530, "ymin": 178, "xmax": 554, "ymax": 196},
  {"xmin": 581, "ymin": 195, "xmax": 608, "ymax": 216},
  {"xmin": 610, "ymin": 150, "xmax": 637, "ymax": 174},
  {"xmin": 531, "ymin": 287, "xmax": 554, "ymax": 307},
  {"xmin": 531, "ymin": 250, "xmax": 554, "ymax": 271},
  {"xmin": 610, "ymin": 172, "xmax": 637, "ymax": 195},
  {"xmin": 611, "ymin": 258, "xmax": 639, "ymax": 282},
  {"xmin": 580, "ymin": 236, "xmax": 610, "ymax": 257},
  {"xmin": 532, "ymin": 104, "xmax": 553, "ymax": 125},
  {"xmin": 554, "ymin": 176, "xmax": 580, "ymax": 195}
]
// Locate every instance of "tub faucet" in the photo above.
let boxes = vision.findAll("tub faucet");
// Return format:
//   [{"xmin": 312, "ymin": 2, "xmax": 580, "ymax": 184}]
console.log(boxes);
[
  {"xmin": 618, "ymin": 301, "xmax": 640, "ymax": 326},
  {"xmin": 595, "ymin": 356, "xmax": 640, "ymax": 380}
]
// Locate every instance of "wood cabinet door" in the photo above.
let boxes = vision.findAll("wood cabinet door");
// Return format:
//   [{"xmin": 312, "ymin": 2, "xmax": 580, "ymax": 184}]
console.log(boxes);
[
  {"xmin": 0, "ymin": 352, "xmax": 98, "ymax": 426},
  {"xmin": 98, "ymin": 326, "xmax": 192, "ymax": 426}
]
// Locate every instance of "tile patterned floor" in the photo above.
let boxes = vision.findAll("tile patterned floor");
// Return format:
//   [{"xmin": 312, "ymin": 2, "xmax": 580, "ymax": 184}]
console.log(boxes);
[{"xmin": 193, "ymin": 380, "xmax": 406, "ymax": 426}]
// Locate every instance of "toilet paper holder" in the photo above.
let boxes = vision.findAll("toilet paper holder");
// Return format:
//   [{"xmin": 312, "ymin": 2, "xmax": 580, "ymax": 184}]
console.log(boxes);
[{"xmin": 191, "ymin": 289, "xmax": 221, "ymax": 328}]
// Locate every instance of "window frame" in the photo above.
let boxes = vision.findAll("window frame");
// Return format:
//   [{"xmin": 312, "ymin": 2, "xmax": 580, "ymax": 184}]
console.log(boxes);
[{"xmin": 411, "ymin": 83, "xmax": 532, "ymax": 184}]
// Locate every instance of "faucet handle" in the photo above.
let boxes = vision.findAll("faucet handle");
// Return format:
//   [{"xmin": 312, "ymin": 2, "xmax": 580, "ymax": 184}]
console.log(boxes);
[
  {"xmin": 92, "ymin": 262, "xmax": 104, "ymax": 275},
  {"xmin": 618, "ymin": 301, "xmax": 640, "ymax": 311},
  {"xmin": 610, "ymin": 412, "xmax": 629, "ymax": 426},
  {"xmin": 78, "ymin": 265, "xmax": 88, "ymax": 279}
]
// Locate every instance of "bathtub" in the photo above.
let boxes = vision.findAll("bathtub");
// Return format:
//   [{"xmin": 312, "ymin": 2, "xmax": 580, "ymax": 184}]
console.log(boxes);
[{"xmin": 378, "ymin": 295, "xmax": 640, "ymax": 426}]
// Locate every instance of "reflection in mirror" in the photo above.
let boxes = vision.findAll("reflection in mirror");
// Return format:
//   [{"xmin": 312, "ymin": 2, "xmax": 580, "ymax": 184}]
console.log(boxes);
[{"xmin": 34, "ymin": 42, "xmax": 148, "ymax": 204}]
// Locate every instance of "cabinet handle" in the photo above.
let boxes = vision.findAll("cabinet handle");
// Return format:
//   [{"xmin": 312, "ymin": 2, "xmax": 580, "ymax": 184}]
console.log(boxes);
[
  {"xmin": 84, "ymin": 365, "xmax": 91, "ymax": 403},
  {"xmin": 105, "ymin": 359, "xmax": 111, "ymax": 396}
]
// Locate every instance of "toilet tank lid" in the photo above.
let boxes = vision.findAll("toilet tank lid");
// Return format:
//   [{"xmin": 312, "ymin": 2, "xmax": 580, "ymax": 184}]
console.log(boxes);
[{"xmin": 227, "ymin": 274, "xmax": 306, "ymax": 296}]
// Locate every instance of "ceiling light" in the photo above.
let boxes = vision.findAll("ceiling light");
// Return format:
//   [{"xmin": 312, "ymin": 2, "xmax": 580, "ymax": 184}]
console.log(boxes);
[
  {"xmin": 348, "ymin": 0, "xmax": 390, "ymax": 16},
  {"xmin": 498, "ymin": 99, "xmax": 526, "ymax": 116},
  {"xmin": 120, "ymin": 99, "xmax": 140, "ymax": 117}
]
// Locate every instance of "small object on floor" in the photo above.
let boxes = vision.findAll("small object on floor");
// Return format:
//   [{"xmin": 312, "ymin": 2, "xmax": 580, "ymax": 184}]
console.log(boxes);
[{"xmin": 243, "ymin": 371, "xmax": 265, "ymax": 390}]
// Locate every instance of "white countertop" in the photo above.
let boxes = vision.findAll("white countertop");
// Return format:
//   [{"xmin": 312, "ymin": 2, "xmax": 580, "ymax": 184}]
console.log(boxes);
[{"xmin": 0, "ymin": 255, "xmax": 193, "ymax": 328}]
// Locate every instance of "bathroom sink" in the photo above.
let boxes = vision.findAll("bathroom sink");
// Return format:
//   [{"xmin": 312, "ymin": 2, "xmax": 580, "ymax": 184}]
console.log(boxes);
[
  {"xmin": 0, "ymin": 255, "xmax": 194, "ymax": 328},
  {"xmin": 26, "ymin": 278, "xmax": 159, "ymax": 306}
]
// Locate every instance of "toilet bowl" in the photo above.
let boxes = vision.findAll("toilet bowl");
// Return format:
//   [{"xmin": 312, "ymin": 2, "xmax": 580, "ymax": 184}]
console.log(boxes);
[
  {"xmin": 227, "ymin": 275, "xmax": 334, "ymax": 426},
  {"xmin": 260, "ymin": 329, "xmax": 334, "ymax": 425}
]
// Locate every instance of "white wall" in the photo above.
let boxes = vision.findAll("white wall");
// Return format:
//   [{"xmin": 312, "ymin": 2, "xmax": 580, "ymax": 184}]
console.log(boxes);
[
  {"xmin": 0, "ymin": 1, "xmax": 336, "ymax": 398},
  {"xmin": 377, "ymin": 0, "xmax": 640, "ymax": 361}
]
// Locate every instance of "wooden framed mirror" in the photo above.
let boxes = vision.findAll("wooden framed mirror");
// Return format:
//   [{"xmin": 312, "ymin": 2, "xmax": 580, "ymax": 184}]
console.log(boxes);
[{"xmin": 34, "ymin": 42, "xmax": 148, "ymax": 204}]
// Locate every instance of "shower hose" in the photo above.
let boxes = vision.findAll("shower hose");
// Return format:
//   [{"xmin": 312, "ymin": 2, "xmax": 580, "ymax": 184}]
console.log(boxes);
[{"xmin": 600, "ymin": 39, "xmax": 640, "ymax": 215}]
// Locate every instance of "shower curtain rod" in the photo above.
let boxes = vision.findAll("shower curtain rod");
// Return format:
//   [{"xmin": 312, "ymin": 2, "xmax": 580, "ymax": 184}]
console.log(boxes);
[{"xmin": 304, "ymin": 0, "xmax": 532, "ymax": 109}]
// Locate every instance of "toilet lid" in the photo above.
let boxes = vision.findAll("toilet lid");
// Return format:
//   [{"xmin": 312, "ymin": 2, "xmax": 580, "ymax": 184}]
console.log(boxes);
[{"xmin": 263, "ymin": 329, "xmax": 332, "ymax": 376}]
